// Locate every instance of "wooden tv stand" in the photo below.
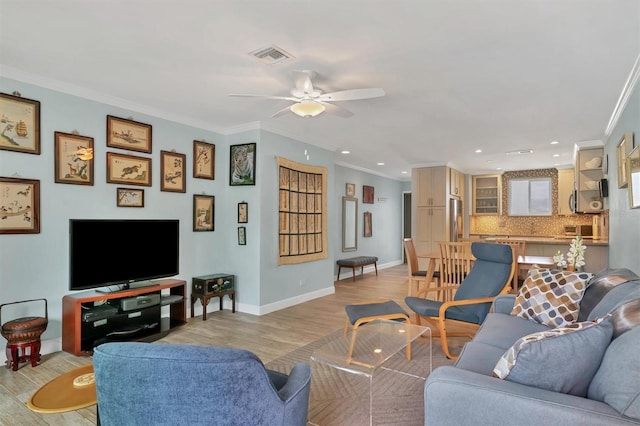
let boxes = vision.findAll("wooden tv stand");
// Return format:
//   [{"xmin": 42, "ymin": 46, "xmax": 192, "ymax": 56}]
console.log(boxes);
[{"xmin": 62, "ymin": 279, "xmax": 187, "ymax": 356}]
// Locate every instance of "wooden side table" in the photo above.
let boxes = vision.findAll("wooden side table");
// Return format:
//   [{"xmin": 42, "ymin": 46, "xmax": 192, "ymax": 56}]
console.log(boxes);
[{"xmin": 191, "ymin": 274, "xmax": 235, "ymax": 320}]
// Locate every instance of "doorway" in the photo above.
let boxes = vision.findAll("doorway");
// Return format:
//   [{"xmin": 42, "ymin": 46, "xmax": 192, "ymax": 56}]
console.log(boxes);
[{"xmin": 402, "ymin": 191, "xmax": 411, "ymax": 263}]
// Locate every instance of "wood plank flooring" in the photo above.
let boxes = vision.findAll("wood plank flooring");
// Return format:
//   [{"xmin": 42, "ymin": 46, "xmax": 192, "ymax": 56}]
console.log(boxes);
[{"xmin": 0, "ymin": 264, "xmax": 457, "ymax": 426}]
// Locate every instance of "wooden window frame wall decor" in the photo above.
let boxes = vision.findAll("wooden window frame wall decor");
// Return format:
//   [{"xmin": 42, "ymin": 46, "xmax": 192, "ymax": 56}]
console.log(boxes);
[
  {"xmin": 276, "ymin": 156, "xmax": 328, "ymax": 265},
  {"xmin": 363, "ymin": 185, "xmax": 375, "ymax": 204},
  {"xmin": 193, "ymin": 194, "xmax": 215, "ymax": 232},
  {"xmin": 54, "ymin": 131, "xmax": 94, "ymax": 186},
  {"xmin": 0, "ymin": 177, "xmax": 40, "ymax": 234},
  {"xmin": 117, "ymin": 187, "xmax": 144, "ymax": 207},
  {"xmin": 106, "ymin": 152, "xmax": 152, "ymax": 187},
  {"xmin": 0, "ymin": 92, "xmax": 41, "ymax": 155},
  {"xmin": 106, "ymin": 115, "xmax": 152, "ymax": 153},
  {"xmin": 238, "ymin": 202, "xmax": 248, "ymax": 223},
  {"xmin": 617, "ymin": 132, "xmax": 634, "ymax": 188},
  {"xmin": 193, "ymin": 140, "xmax": 215, "ymax": 180},
  {"xmin": 160, "ymin": 150, "xmax": 186, "ymax": 193},
  {"xmin": 229, "ymin": 142, "xmax": 256, "ymax": 186}
]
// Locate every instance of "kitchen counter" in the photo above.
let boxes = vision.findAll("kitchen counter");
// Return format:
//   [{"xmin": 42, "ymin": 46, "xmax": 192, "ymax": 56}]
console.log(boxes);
[{"xmin": 470, "ymin": 235, "xmax": 608, "ymax": 246}]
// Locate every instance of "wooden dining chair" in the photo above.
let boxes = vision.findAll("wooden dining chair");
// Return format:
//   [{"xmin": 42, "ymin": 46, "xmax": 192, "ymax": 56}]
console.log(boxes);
[
  {"xmin": 494, "ymin": 239, "xmax": 527, "ymax": 291},
  {"xmin": 437, "ymin": 241, "xmax": 473, "ymax": 302},
  {"xmin": 403, "ymin": 238, "xmax": 440, "ymax": 297}
]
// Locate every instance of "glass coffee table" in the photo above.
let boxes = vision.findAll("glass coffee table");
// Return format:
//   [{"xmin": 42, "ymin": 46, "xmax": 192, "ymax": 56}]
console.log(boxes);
[{"xmin": 310, "ymin": 319, "xmax": 431, "ymax": 425}]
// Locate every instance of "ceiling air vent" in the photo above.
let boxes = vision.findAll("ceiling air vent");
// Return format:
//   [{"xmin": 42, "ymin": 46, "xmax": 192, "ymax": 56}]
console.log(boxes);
[
  {"xmin": 249, "ymin": 45, "xmax": 294, "ymax": 64},
  {"xmin": 505, "ymin": 149, "xmax": 534, "ymax": 156}
]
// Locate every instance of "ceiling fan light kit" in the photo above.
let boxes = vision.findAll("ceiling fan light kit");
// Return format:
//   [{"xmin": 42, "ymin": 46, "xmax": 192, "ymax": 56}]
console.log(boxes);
[{"xmin": 290, "ymin": 100, "xmax": 326, "ymax": 117}]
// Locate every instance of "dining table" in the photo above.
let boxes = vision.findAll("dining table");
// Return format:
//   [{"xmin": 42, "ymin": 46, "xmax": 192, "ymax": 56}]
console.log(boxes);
[{"xmin": 413, "ymin": 250, "xmax": 555, "ymax": 297}]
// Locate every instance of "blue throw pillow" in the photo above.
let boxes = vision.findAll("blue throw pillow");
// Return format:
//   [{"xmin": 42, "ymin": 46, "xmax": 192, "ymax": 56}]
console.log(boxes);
[{"xmin": 493, "ymin": 316, "xmax": 612, "ymax": 397}]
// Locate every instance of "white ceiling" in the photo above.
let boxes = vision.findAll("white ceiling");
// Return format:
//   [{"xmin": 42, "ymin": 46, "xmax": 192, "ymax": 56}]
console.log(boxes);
[{"xmin": 1, "ymin": 0, "xmax": 638, "ymax": 180}]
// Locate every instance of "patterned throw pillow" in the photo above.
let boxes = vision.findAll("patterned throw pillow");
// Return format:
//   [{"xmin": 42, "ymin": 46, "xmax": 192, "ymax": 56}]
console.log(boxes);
[
  {"xmin": 493, "ymin": 316, "xmax": 612, "ymax": 397},
  {"xmin": 511, "ymin": 268, "xmax": 593, "ymax": 327}
]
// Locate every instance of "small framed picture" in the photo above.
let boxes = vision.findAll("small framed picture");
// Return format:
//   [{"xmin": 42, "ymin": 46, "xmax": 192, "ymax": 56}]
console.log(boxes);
[
  {"xmin": 193, "ymin": 140, "xmax": 215, "ymax": 180},
  {"xmin": 0, "ymin": 177, "xmax": 40, "ymax": 234},
  {"xmin": 617, "ymin": 132, "xmax": 634, "ymax": 188},
  {"xmin": 363, "ymin": 211, "xmax": 372, "ymax": 237},
  {"xmin": 238, "ymin": 202, "xmax": 248, "ymax": 223},
  {"xmin": 160, "ymin": 150, "xmax": 186, "ymax": 193},
  {"xmin": 54, "ymin": 131, "xmax": 94, "ymax": 185},
  {"xmin": 363, "ymin": 185, "xmax": 375, "ymax": 204},
  {"xmin": 117, "ymin": 188, "xmax": 144, "ymax": 207},
  {"xmin": 238, "ymin": 226, "xmax": 246, "ymax": 245},
  {"xmin": 0, "ymin": 92, "xmax": 41, "ymax": 155},
  {"xmin": 106, "ymin": 152, "xmax": 152, "ymax": 186},
  {"xmin": 106, "ymin": 115, "xmax": 152, "ymax": 153},
  {"xmin": 346, "ymin": 182, "xmax": 355, "ymax": 196},
  {"xmin": 193, "ymin": 194, "xmax": 214, "ymax": 232},
  {"xmin": 230, "ymin": 142, "xmax": 256, "ymax": 186}
]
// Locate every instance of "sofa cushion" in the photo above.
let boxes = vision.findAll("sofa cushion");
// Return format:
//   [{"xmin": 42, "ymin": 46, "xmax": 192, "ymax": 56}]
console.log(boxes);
[
  {"xmin": 578, "ymin": 268, "xmax": 640, "ymax": 321},
  {"xmin": 472, "ymin": 312, "xmax": 551, "ymax": 350},
  {"xmin": 511, "ymin": 268, "xmax": 592, "ymax": 327},
  {"xmin": 588, "ymin": 325, "xmax": 640, "ymax": 420},
  {"xmin": 493, "ymin": 316, "xmax": 612, "ymax": 397},
  {"xmin": 454, "ymin": 341, "xmax": 513, "ymax": 376},
  {"xmin": 587, "ymin": 280, "xmax": 640, "ymax": 321}
]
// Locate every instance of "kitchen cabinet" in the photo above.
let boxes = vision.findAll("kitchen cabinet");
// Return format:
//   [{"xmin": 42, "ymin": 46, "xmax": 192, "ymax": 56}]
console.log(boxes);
[
  {"xmin": 417, "ymin": 166, "xmax": 446, "ymax": 206},
  {"xmin": 557, "ymin": 168, "xmax": 575, "ymax": 216},
  {"xmin": 473, "ymin": 174, "xmax": 501, "ymax": 215},
  {"xmin": 415, "ymin": 205, "xmax": 446, "ymax": 258},
  {"xmin": 449, "ymin": 168, "xmax": 464, "ymax": 197},
  {"xmin": 575, "ymin": 147, "xmax": 604, "ymax": 213}
]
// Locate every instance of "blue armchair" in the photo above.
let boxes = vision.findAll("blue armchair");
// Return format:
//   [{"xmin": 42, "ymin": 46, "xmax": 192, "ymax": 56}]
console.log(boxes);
[{"xmin": 93, "ymin": 342, "xmax": 311, "ymax": 426}]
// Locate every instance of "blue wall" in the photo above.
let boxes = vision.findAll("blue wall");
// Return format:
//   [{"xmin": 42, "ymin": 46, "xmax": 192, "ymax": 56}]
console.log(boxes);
[{"xmin": 0, "ymin": 77, "xmax": 407, "ymax": 350}]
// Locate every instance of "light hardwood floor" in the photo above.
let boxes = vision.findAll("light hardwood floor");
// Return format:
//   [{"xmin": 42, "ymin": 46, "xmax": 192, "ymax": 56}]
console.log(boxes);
[{"xmin": 0, "ymin": 264, "xmax": 448, "ymax": 426}]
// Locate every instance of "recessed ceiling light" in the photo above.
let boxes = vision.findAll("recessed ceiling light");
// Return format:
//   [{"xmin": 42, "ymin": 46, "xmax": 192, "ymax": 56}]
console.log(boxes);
[
  {"xmin": 553, "ymin": 154, "xmax": 560, "ymax": 157},
  {"xmin": 550, "ymin": 141, "xmax": 559, "ymax": 145},
  {"xmin": 401, "ymin": 171, "xmax": 408, "ymax": 174},
  {"xmin": 486, "ymin": 160, "xmax": 493, "ymax": 163},
  {"xmin": 496, "ymin": 167, "xmax": 502, "ymax": 170},
  {"xmin": 377, "ymin": 162, "xmax": 385, "ymax": 166},
  {"xmin": 475, "ymin": 149, "xmax": 482, "ymax": 153},
  {"xmin": 505, "ymin": 149, "xmax": 533, "ymax": 155},
  {"xmin": 341, "ymin": 150, "xmax": 350, "ymax": 154}
]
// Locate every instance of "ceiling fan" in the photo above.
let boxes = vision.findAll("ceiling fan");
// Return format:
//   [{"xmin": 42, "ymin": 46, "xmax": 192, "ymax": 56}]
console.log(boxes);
[{"xmin": 228, "ymin": 70, "xmax": 385, "ymax": 118}]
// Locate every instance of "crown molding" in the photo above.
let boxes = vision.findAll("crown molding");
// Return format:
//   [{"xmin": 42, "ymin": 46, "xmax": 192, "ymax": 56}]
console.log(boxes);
[{"xmin": 605, "ymin": 53, "xmax": 640, "ymax": 136}]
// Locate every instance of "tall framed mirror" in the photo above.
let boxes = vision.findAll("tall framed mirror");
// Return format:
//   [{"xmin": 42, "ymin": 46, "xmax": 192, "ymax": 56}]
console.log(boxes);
[
  {"xmin": 342, "ymin": 196, "xmax": 358, "ymax": 251},
  {"xmin": 627, "ymin": 146, "xmax": 640, "ymax": 209}
]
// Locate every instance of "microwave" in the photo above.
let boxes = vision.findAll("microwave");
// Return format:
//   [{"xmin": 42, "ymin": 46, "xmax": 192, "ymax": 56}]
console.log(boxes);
[{"xmin": 564, "ymin": 224, "xmax": 593, "ymax": 237}]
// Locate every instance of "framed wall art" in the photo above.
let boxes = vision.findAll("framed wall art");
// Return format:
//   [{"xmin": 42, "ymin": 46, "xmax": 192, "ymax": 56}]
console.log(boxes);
[
  {"xmin": 160, "ymin": 150, "xmax": 186, "ymax": 193},
  {"xmin": 0, "ymin": 92, "xmax": 41, "ymax": 154},
  {"xmin": 193, "ymin": 140, "xmax": 215, "ymax": 180},
  {"xmin": 54, "ymin": 131, "xmax": 94, "ymax": 186},
  {"xmin": 346, "ymin": 182, "xmax": 355, "ymax": 196},
  {"xmin": 617, "ymin": 132, "xmax": 634, "ymax": 188},
  {"xmin": 238, "ymin": 202, "xmax": 248, "ymax": 223},
  {"xmin": 363, "ymin": 185, "xmax": 374, "ymax": 204},
  {"xmin": 238, "ymin": 226, "xmax": 246, "ymax": 245},
  {"xmin": 193, "ymin": 194, "xmax": 214, "ymax": 232},
  {"xmin": 106, "ymin": 115, "xmax": 152, "ymax": 153},
  {"xmin": 363, "ymin": 211, "xmax": 372, "ymax": 237},
  {"xmin": 106, "ymin": 152, "xmax": 152, "ymax": 186},
  {"xmin": 0, "ymin": 177, "xmax": 40, "ymax": 234},
  {"xmin": 230, "ymin": 142, "xmax": 256, "ymax": 186},
  {"xmin": 117, "ymin": 188, "xmax": 144, "ymax": 207},
  {"xmin": 627, "ymin": 146, "xmax": 640, "ymax": 209}
]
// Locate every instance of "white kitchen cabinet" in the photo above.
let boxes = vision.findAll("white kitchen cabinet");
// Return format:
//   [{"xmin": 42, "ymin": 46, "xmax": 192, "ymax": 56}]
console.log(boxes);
[{"xmin": 575, "ymin": 147, "xmax": 604, "ymax": 213}]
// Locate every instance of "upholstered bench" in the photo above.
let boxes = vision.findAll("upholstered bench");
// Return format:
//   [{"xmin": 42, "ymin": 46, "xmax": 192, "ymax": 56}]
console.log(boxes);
[{"xmin": 336, "ymin": 256, "xmax": 378, "ymax": 282}]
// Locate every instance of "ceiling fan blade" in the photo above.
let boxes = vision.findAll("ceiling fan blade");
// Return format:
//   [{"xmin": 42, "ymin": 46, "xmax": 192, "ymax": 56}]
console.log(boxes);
[
  {"xmin": 322, "ymin": 102, "xmax": 354, "ymax": 118},
  {"xmin": 270, "ymin": 105, "xmax": 293, "ymax": 118},
  {"xmin": 318, "ymin": 88, "xmax": 385, "ymax": 102},
  {"xmin": 228, "ymin": 93, "xmax": 299, "ymax": 102},
  {"xmin": 292, "ymin": 70, "xmax": 316, "ymax": 94}
]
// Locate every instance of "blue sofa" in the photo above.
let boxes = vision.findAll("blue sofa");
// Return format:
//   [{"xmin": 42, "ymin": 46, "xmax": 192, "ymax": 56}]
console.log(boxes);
[
  {"xmin": 93, "ymin": 342, "xmax": 311, "ymax": 426},
  {"xmin": 424, "ymin": 268, "xmax": 640, "ymax": 426}
]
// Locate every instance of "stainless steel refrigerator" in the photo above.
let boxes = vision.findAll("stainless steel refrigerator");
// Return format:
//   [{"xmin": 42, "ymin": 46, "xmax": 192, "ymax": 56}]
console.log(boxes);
[{"xmin": 450, "ymin": 198, "xmax": 463, "ymax": 242}]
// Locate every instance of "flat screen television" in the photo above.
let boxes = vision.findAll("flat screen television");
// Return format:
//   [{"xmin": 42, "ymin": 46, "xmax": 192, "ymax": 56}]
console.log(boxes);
[{"xmin": 69, "ymin": 219, "xmax": 179, "ymax": 291}]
